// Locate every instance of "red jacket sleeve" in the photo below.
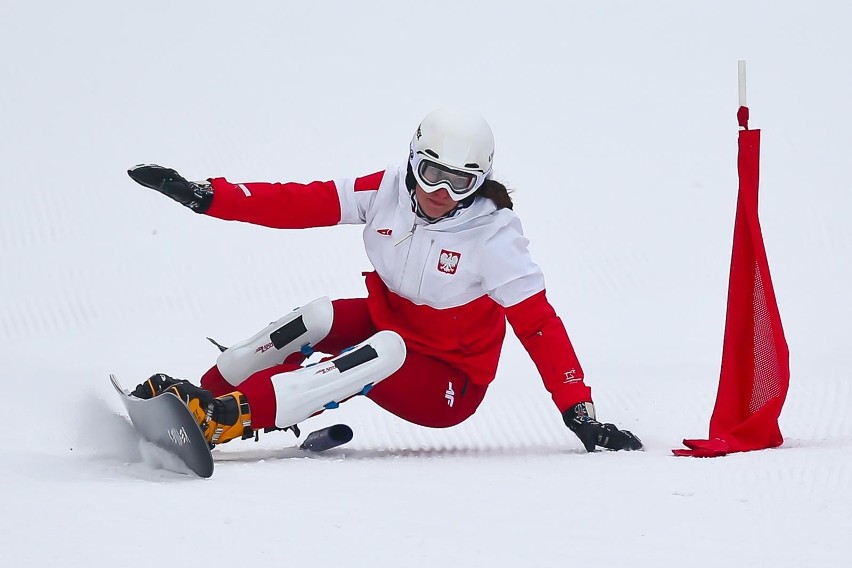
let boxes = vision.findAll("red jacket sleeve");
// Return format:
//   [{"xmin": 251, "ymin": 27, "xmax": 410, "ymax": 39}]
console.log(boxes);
[
  {"xmin": 204, "ymin": 177, "xmax": 342, "ymax": 229},
  {"xmin": 504, "ymin": 290, "xmax": 593, "ymax": 413}
]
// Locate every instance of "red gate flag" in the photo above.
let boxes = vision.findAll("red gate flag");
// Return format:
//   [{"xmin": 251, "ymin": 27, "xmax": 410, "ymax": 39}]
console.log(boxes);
[{"xmin": 674, "ymin": 106, "xmax": 790, "ymax": 457}]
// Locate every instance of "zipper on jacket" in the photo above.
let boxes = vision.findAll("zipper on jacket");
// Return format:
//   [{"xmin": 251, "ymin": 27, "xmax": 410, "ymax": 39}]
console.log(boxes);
[
  {"xmin": 395, "ymin": 223, "xmax": 418, "ymax": 293},
  {"xmin": 394, "ymin": 221, "xmax": 417, "ymax": 247}
]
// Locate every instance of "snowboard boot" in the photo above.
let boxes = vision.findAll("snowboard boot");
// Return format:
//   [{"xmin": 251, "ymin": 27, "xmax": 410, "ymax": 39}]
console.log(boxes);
[
  {"xmin": 131, "ymin": 373, "xmax": 184, "ymax": 400},
  {"xmin": 162, "ymin": 380, "xmax": 254, "ymax": 447}
]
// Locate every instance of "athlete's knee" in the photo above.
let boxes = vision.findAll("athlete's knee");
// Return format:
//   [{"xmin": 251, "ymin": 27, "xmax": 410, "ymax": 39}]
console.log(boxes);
[
  {"xmin": 270, "ymin": 330, "xmax": 406, "ymax": 428},
  {"xmin": 216, "ymin": 296, "xmax": 334, "ymax": 385}
]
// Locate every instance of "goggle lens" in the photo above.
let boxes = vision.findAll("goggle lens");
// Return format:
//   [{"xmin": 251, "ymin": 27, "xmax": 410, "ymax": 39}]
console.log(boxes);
[{"xmin": 418, "ymin": 160, "xmax": 477, "ymax": 193}]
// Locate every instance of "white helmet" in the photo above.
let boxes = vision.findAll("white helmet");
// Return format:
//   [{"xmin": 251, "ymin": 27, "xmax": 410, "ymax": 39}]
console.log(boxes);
[{"xmin": 409, "ymin": 108, "xmax": 494, "ymax": 201}]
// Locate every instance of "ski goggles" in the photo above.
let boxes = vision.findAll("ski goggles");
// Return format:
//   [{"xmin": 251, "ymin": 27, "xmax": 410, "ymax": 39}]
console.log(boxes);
[{"xmin": 410, "ymin": 153, "xmax": 489, "ymax": 201}]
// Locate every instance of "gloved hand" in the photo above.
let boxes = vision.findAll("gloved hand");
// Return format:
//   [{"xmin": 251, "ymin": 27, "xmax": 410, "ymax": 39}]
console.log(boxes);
[
  {"xmin": 563, "ymin": 402, "xmax": 643, "ymax": 451},
  {"xmin": 128, "ymin": 164, "xmax": 213, "ymax": 213}
]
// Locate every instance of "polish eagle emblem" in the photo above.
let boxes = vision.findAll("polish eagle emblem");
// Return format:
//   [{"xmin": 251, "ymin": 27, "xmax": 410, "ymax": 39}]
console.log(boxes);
[{"xmin": 438, "ymin": 249, "xmax": 461, "ymax": 274}]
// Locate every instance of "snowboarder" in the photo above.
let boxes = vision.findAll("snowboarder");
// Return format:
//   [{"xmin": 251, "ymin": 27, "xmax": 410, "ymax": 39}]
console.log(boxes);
[{"xmin": 128, "ymin": 108, "xmax": 642, "ymax": 452}]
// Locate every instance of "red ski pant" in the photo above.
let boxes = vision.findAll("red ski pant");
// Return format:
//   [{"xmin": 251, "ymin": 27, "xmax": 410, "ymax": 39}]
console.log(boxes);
[{"xmin": 200, "ymin": 298, "xmax": 487, "ymax": 429}]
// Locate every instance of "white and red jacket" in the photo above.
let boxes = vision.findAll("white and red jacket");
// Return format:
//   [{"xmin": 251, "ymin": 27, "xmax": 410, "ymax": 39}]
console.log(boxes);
[{"xmin": 205, "ymin": 165, "xmax": 592, "ymax": 412}]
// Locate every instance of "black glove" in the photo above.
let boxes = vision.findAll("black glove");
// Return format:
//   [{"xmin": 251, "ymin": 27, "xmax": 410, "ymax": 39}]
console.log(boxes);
[
  {"xmin": 128, "ymin": 164, "xmax": 213, "ymax": 213},
  {"xmin": 563, "ymin": 402, "xmax": 643, "ymax": 451}
]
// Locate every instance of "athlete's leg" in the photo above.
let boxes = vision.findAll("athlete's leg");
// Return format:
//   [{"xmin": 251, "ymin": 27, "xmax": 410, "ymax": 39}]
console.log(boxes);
[
  {"xmin": 366, "ymin": 353, "xmax": 487, "ymax": 428},
  {"xmin": 234, "ymin": 330, "xmax": 406, "ymax": 429},
  {"xmin": 285, "ymin": 297, "xmax": 378, "ymax": 364},
  {"xmin": 309, "ymin": 299, "xmax": 487, "ymax": 427},
  {"xmin": 201, "ymin": 297, "xmax": 483, "ymax": 430},
  {"xmin": 214, "ymin": 297, "xmax": 335, "ymax": 388},
  {"xmin": 202, "ymin": 297, "xmax": 377, "ymax": 396}
]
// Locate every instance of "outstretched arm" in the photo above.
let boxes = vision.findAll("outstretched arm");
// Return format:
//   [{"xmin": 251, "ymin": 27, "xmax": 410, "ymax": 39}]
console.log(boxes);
[
  {"xmin": 128, "ymin": 164, "xmax": 385, "ymax": 229},
  {"xmin": 504, "ymin": 290, "xmax": 591, "ymax": 411},
  {"xmin": 506, "ymin": 292, "xmax": 642, "ymax": 452},
  {"xmin": 480, "ymin": 217, "xmax": 642, "ymax": 452},
  {"xmin": 205, "ymin": 177, "xmax": 341, "ymax": 229}
]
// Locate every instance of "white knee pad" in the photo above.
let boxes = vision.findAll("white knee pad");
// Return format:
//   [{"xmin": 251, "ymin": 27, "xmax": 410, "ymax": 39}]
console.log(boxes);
[
  {"xmin": 271, "ymin": 330, "xmax": 406, "ymax": 429},
  {"xmin": 217, "ymin": 297, "xmax": 334, "ymax": 386}
]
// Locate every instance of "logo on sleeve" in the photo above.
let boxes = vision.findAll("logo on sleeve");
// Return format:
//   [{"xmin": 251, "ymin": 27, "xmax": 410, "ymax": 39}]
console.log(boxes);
[
  {"xmin": 563, "ymin": 369, "xmax": 581, "ymax": 384},
  {"xmin": 376, "ymin": 228, "xmax": 393, "ymax": 236},
  {"xmin": 438, "ymin": 249, "xmax": 461, "ymax": 274}
]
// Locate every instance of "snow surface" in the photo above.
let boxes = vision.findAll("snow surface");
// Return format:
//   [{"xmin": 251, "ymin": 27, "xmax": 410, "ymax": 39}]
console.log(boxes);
[{"xmin": 2, "ymin": 1, "xmax": 851, "ymax": 566}]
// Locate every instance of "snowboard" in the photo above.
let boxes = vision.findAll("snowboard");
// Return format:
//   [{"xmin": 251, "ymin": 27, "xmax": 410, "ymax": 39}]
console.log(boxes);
[{"xmin": 110, "ymin": 374, "xmax": 214, "ymax": 478}]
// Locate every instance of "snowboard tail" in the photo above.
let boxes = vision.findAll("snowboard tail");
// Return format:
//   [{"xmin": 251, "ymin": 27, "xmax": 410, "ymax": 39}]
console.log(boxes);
[{"xmin": 110, "ymin": 374, "xmax": 214, "ymax": 478}]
